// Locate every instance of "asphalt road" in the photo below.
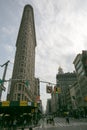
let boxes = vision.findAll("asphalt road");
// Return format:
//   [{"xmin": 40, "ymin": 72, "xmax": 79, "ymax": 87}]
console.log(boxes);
[
  {"xmin": 33, "ymin": 117, "xmax": 87, "ymax": 130},
  {"xmin": 34, "ymin": 126, "xmax": 87, "ymax": 130}
]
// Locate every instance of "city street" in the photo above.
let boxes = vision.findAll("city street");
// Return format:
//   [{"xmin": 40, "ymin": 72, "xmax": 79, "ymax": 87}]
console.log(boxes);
[
  {"xmin": 0, "ymin": 1, "xmax": 87, "ymax": 130},
  {"xmin": 33, "ymin": 117, "xmax": 87, "ymax": 130}
]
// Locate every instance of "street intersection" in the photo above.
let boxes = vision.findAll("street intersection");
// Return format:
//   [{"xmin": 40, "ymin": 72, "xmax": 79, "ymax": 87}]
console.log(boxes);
[{"xmin": 33, "ymin": 117, "xmax": 87, "ymax": 130}]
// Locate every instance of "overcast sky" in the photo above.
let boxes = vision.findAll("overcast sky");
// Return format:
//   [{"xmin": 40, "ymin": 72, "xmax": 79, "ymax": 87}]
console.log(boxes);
[{"xmin": 0, "ymin": 0, "xmax": 87, "ymax": 110}]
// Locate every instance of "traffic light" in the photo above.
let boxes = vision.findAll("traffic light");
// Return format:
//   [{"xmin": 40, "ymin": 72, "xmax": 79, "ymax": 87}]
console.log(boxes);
[
  {"xmin": 54, "ymin": 86, "xmax": 61, "ymax": 94},
  {"xmin": 57, "ymin": 87, "xmax": 61, "ymax": 93},
  {"xmin": 46, "ymin": 86, "xmax": 52, "ymax": 93},
  {"xmin": 54, "ymin": 86, "xmax": 58, "ymax": 93}
]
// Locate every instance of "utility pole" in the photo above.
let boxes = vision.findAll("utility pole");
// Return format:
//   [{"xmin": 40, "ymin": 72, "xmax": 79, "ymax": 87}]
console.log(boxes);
[{"xmin": 0, "ymin": 60, "xmax": 10, "ymax": 101}]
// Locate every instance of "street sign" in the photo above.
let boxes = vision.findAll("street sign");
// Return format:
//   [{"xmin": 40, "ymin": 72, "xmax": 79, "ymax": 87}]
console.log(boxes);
[
  {"xmin": 34, "ymin": 103, "xmax": 37, "ymax": 107},
  {"xmin": 20, "ymin": 101, "xmax": 27, "ymax": 106},
  {"xmin": 2, "ymin": 101, "xmax": 10, "ymax": 106},
  {"xmin": 28, "ymin": 102, "xmax": 32, "ymax": 106},
  {"xmin": 0, "ymin": 79, "xmax": 4, "ymax": 84},
  {"xmin": 84, "ymin": 96, "xmax": 87, "ymax": 101},
  {"xmin": 25, "ymin": 80, "xmax": 29, "ymax": 87}
]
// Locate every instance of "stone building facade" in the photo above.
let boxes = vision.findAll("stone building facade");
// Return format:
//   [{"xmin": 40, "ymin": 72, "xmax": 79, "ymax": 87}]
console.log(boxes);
[
  {"xmin": 73, "ymin": 50, "xmax": 87, "ymax": 110},
  {"xmin": 7, "ymin": 5, "xmax": 38, "ymax": 101},
  {"xmin": 56, "ymin": 67, "xmax": 77, "ymax": 111}
]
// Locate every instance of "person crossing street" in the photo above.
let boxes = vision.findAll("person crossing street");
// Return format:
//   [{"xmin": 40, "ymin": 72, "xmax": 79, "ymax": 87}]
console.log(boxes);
[{"xmin": 66, "ymin": 115, "xmax": 70, "ymax": 124}]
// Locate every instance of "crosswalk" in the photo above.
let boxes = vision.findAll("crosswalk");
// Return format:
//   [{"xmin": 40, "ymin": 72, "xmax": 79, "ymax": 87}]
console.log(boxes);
[
  {"xmin": 33, "ymin": 117, "xmax": 87, "ymax": 129},
  {"xmin": 54, "ymin": 117, "xmax": 87, "ymax": 127}
]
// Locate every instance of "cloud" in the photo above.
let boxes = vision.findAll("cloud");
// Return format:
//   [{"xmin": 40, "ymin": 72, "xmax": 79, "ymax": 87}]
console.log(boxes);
[
  {"xmin": 34, "ymin": 0, "xmax": 87, "ymax": 101},
  {"xmin": 35, "ymin": 0, "xmax": 87, "ymax": 110},
  {"xmin": 4, "ymin": 44, "xmax": 14, "ymax": 53},
  {"xmin": 1, "ymin": 0, "xmax": 87, "ymax": 109},
  {"xmin": 2, "ymin": 26, "xmax": 15, "ymax": 35}
]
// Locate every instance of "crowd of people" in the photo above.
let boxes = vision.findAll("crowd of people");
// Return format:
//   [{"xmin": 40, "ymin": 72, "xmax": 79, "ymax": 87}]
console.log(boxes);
[{"xmin": 0, "ymin": 114, "xmax": 36, "ymax": 130}]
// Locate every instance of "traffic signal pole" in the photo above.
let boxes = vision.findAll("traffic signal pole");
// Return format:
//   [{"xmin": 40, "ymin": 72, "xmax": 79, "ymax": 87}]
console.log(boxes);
[
  {"xmin": 0, "ymin": 60, "xmax": 10, "ymax": 101},
  {"xmin": 40, "ymin": 80, "xmax": 56, "ymax": 85}
]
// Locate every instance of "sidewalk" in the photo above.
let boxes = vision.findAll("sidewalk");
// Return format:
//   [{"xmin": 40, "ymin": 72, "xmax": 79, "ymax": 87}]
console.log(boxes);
[{"xmin": 70, "ymin": 117, "xmax": 87, "ymax": 122}]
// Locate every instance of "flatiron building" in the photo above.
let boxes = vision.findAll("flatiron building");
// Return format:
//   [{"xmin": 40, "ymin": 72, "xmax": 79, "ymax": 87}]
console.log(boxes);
[{"xmin": 8, "ymin": 5, "xmax": 37, "ymax": 101}]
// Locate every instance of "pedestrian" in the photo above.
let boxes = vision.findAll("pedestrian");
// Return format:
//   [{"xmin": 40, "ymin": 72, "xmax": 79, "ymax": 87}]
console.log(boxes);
[
  {"xmin": 24, "ymin": 119, "xmax": 27, "ymax": 128},
  {"xmin": 66, "ymin": 116, "xmax": 69, "ymax": 123},
  {"xmin": 29, "ymin": 127, "xmax": 33, "ymax": 130},
  {"xmin": 13, "ymin": 119, "xmax": 17, "ymax": 130},
  {"xmin": 50, "ymin": 117, "xmax": 54, "ymax": 125}
]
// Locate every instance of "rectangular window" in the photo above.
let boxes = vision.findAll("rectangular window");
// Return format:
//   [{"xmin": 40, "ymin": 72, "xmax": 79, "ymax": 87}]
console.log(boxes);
[
  {"xmin": 22, "ymin": 94, "xmax": 24, "ymax": 100},
  {"xmin": 18, "ymin": 84, "xmax": 21, "ymax": 91},
  {"xmin": 18, "ymin": 93, "xmax": 20, "ymax": 101}
]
